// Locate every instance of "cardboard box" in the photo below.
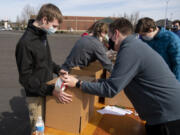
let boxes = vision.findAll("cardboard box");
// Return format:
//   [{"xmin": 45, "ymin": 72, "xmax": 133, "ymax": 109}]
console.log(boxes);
[
  {"xmin": 105, "ymin": 90, "xmax": 134, "ymax": 108},
  {"xmin": 70, "ymin": 61, "xmax": 105, "ymax": 106},
  {"xmin": 70, "ymin": 61, "xmax": 104, "ymax": 79},
  {"xmin": 45, "ymin": 61, "xmax": 105, "ymax": 134},
  {"xmin": 105, "ymin": 71, "xmax": 134, "ymax": 108},
  {"xmin": 45, "ymin": 76, "xmax": 95, "ymax": 134}
]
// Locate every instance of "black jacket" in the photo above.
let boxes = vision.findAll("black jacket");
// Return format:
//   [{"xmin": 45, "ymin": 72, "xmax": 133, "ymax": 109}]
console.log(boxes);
[{"xmin": 15, "ymin": 19, "xmax": 60, "ymax": 97}]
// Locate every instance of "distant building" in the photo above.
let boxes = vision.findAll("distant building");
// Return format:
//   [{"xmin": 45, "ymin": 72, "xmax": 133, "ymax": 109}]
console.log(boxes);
[
  {"xmin": 60, "ymin": 16, "xmax": 105, "ymax": 31},
  {"xmin": 4, "ymin": 20, "xmax": 8, "ymax": 29},
  {"xmin": 31, "ymin": 15, "xmax": 112, "ymax": 31},
  {"xmin": 11, "ymin": 22, "xmax": 24, "ymax": 30},
  {"xmin": 0, "ymin": 20, "xmax": 8, "ymax": 28},
  {"xmin": 156, "ymin": 19, "xmax": 172, "ymax": 30},
  {"xmin": 0, "ymin": 20, "xmax": 12, "ymax": 30}
]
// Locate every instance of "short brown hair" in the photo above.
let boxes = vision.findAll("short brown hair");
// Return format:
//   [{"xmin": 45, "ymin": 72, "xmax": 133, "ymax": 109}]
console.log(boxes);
[
  {"xmin": 135, "ymin": 17, "xmax": 156, "ymax": 33},
  {"xmin": 93, "ymin": 22, "xmax": 108, "ymax": 37},
  {"xmin": 109, "ymin": 18, "xmax": 133, "ymax": 36},
  {"xmin": 172, "ymin": 20, "xmax": 180, "ymax": 25},
  {"xmin": 36, "ymin": 3, "xmax": 63, "ymax": 24}
]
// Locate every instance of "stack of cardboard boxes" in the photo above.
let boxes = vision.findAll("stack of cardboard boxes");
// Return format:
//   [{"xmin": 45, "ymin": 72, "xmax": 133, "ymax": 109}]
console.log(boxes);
[{"xmin": 45, "ymin": 61, "xmax": 104, "ymax": 134}]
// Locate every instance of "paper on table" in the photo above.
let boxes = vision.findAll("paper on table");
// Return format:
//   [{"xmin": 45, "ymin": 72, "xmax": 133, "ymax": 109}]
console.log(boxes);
[{"xmin": 97, "ymin": 105, "xmax": 133, "ymax": 116}]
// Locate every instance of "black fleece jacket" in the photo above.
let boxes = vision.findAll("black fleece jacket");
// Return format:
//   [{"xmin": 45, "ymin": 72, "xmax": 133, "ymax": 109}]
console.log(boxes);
[{"xmin": 15, "ymin": 19, "xmax": 60, "ymax": 97}]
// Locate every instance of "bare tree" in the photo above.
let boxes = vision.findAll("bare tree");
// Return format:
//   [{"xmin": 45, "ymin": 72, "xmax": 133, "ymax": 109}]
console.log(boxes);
[
  {"xmin": 130, "ymin": 12, "xmax": 140, "ymax": 26},
  {"xmin": 123, "ymin": 13, "xmax": 129, "ymax": 19},
  {"xmin": 16, "ymin": 16, "xmax": 21, "ymax": 24},
  {"xmin": 114, "ymin": 12, "xmax": 140, "ymax": 27},
  {"xmin": 21, "ymin": 4, "xmax": 36, "ymax": 24},
  {"xmin": 16, "ymin": 15, "xmax": 21, "ymax": 29}
]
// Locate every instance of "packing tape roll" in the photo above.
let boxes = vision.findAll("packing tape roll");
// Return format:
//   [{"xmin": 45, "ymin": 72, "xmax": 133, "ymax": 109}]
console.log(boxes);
[{"xmin": 55, "ymin": 78, "xmax": 66, "ymax": 92}]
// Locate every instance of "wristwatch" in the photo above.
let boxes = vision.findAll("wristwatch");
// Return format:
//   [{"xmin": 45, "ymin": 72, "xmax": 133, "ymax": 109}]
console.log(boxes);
[{"xmin": 76, "ymin": 80, "xmax": 81, "ymax": 88}]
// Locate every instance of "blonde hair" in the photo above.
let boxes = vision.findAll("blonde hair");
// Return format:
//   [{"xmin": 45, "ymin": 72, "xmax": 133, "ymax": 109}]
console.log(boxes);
[{"xmin": 93, "ymin": 22, "xmax": 108, "ymax": 38}]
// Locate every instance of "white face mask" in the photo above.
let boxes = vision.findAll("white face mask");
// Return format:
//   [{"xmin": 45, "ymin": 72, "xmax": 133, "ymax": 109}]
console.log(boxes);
[
  {"xmin": 142, "ymin": 36, "xmax": 153, "ymax": 41},
  {"xmin": 44, "ymin": 26, "xmax": 57, "ymax": 34},
  {"xmin": 100, "ymin": 34, "xmax": 109, "ymax": 42},
  {"xmin": 105, "ymin": 34, "xmax": 109, "ymax": 41}
]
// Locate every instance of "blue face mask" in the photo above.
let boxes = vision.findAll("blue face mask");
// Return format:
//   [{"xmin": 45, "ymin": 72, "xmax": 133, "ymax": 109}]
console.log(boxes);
[{"xmin": 44, "ymin": 26, "xmax": 57, "ymax": 34}]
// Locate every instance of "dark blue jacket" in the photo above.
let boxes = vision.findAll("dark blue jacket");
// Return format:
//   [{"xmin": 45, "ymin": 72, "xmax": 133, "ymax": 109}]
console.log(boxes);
[
  {"xmin": 142, "ymin": 27, "xmax": 180, "ymax": 81},
  {"xmin": 173, "ymin": 30, "xmax": 180, "ymax": 38}
]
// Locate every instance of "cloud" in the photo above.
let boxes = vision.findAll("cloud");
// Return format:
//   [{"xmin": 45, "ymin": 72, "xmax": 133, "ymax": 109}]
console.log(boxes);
[
  {"xmin": 58, "ymin": 0, "xmax": 180, "ymax": 20},
  {"xmin": 0, "ymin": 0, "xmax": 179, "ymax": 21}
]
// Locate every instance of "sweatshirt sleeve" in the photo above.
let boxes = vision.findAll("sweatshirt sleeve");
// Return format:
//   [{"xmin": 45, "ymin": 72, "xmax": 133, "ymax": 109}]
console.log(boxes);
[
  {"xmin": 15, "ymin": 43, "xmax": 54, "ymax": 96},
  {"xmin": 61, "ymin": 58, "xmax": 73, "ymax": 72},
  {"xmin": 61, "ymin": 53, "xmax": 76, "ymax": 72},
  {"xmin": 81, "ymin": 47, "xmax": 141, "ymax": 97},
  {"xmin": 94, "ymin": 43, "xmax": 113, "ymax": 72},
  {"xmin": 168, "ymin": 35, "xmax": 180, "ymax": 81}
]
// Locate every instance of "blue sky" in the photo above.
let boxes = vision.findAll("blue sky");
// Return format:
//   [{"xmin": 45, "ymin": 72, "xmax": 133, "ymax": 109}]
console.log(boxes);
[{"xmin": 0, "ymin": 0, "xmax": 180, "ymax": 22}]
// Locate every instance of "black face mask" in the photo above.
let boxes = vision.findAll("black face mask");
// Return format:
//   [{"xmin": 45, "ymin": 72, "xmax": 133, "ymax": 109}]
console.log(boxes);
[
  {"xmin": 108, "ymin": 38, "xmax": 115, "ymax": 50},
  {"xmin": 172, "ymin": 26, "xmax": 178, "ymax": 32}
]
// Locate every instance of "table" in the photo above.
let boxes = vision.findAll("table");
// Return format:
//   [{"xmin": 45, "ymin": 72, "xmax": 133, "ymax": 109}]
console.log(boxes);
[{"xmin": 43, "ymin": 103, "xmax": 146, "ymax": 135}]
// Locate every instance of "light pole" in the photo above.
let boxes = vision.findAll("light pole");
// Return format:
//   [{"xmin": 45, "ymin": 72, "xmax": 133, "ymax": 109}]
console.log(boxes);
[
  {"xmin": 164, "ymin": 0, "xmax": 170, "ymax": 29},
  {"xmin": 170, "ymin": 13, "xmax": 173, "ymax": 21}
]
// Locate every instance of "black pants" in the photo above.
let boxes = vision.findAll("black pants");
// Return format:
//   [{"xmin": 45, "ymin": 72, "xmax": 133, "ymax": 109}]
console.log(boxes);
[{"xmin": 145, "ymin": 119, "xmax": 180, "ymax": 135}]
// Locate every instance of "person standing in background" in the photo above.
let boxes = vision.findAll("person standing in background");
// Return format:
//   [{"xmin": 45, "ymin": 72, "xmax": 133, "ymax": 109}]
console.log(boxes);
[
  {"xmin": 135, "ymin": 17, "xmax": 180, "ymax": 81},
  {"xmin": 172, "ymin": 20, "xmax": 180, "ymax": 38}
]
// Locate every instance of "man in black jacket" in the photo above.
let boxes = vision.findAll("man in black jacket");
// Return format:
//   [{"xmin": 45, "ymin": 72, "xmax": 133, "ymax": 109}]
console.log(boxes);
[{"xmin": 15, "ymin": 3, "xmax": 72, "ymax": 133}]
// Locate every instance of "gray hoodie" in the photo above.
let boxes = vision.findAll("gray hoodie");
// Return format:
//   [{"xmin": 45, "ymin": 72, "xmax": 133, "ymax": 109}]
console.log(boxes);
[{"xmin": 61, "ymin": 35, "xmax": 113, "ymax": 72}]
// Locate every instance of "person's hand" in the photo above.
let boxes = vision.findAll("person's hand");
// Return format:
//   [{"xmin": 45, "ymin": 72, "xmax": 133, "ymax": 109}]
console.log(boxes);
[
  {"xmin": 52, "ymin": 89, "xmax": 72, "ymax": 104},
  {"xmin": 61, "ymin": 74, "xmax": 78, "ymax": 88},
  {"xmin": 59, "ymin": 69, "xmax": 68, "ymax": 76}
]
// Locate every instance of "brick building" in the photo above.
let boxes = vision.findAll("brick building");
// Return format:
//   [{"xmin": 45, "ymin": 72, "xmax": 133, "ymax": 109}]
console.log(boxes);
[
  {"xmin": 60, "ymin": 16, "xmax": 105, "ymax": 31},
  {"xmin": 31, "ymin": 15, "xmax": 106, "ymax": 31}
]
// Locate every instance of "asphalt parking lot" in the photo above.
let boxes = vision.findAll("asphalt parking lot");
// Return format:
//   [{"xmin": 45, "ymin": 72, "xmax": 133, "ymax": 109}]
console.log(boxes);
[{"xmin": 0, "ymin": 31, "xmax": 80, "ymax": 135}]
